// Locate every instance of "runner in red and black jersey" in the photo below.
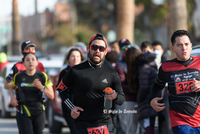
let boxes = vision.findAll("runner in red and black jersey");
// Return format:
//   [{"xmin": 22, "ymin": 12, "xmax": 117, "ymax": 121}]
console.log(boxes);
[
  {"xmin": 56, "ymin": 33, "xmax": 125, "ymax": 134},
  {"xmin": 150, "ymin": 30, "xmax": 200, "ymax": 134},
  {"xmin": 4, "ymin": 40, "xmax": 45, "ymax": 89}
]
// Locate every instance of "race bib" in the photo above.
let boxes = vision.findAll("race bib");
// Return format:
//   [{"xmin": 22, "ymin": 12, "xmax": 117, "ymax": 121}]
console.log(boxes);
[
  {"xmin": 87, "ymin": 125, "xmax": 109, "ymax": 134},
  {"xmin": 174, "ymin": 71, "xmax": 198, "ymax": 94}
]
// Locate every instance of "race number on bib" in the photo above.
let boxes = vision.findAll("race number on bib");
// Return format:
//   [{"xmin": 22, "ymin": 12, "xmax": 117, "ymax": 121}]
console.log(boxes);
[
  {"xmin": 175, "ymin": 80, "xmax": 194, "ymax": 94},
  {"xmin": 174, "ymin": 71, "xmax": 198, "ymax": 94},
  {"xmin": 87, "ymin": 125, "xmax": 109, "ymax": 134}
]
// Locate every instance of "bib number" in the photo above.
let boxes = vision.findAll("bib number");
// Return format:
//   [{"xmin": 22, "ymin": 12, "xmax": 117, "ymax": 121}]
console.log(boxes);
[
  {"xmin": 174, "ymin": 71, "xmax": 197, "ymax": 94},
  {"xmin": 175, "ymin": 80, "xmax": 194, "ymax": 94},
  {"xmin": 87, "ymin": 125, "xmax": 109, "ymax": 134}
]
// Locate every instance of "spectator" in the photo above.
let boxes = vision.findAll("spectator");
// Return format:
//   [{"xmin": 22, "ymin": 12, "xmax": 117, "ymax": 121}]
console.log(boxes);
[
  {"xmin": 152, "ymin": 40, "xmax": 171, "ymax": 63},
  {"xmin": 56, "ymin": 48, "xmax": 85, "ymax": 134},
  {"xmin": 114, "ymin": 38, "xmax": 140, "ymax": 134},
  {"xmin": 140, "ymin": 41, "xmax": 153, "ymax": 54},
  {"xmin": 110, "ymin": 40, "xmax": 122, "ymax": 60},
  {"xmin": 140, "ymin": 41, "xmax": 161, "ymax": 69},
  {"xmin": 135, "ymin": 51, "xmax": 158, "ymax": 134},
  {"xmin": 104, "ymin": 51, "xmax": 119, "ymax": 68}
]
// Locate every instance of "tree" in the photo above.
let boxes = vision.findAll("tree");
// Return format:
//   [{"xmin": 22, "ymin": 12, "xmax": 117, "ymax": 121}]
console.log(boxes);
[
  {"xmin": 169, "ymin": 0, "xmax": 187, "ymax": 59},
  {"xmin": 117, "ymin": 0, "xmax": 134, "ymax": 43}
]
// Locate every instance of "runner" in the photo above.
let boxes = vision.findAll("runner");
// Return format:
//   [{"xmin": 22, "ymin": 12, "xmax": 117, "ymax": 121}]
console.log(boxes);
[
  {"xmin": 56, "ymin": 33, "xmax": 125, "ymax": 134},
  {"xmin": 9, "ymin": 52, "xmax": 54, "ymax": 134},
  {"xmin": 150, "ymin": 30, "xmax": 200, "ymax": 134},
  {"xmin": 4, "ymin": 40, "xmax": 45, "ymax": 89}
]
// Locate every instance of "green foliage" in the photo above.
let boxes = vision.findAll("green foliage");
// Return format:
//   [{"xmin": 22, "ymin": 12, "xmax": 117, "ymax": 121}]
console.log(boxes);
[
  {"xmin": 186, "ymin": 0, "xmax": 195, "ymax": 31},
  {"xmin": 149, "ymin": 4, "xmax": 169, "ymax": 25},
  {"xmin": 75, "ymin": 24, "xmax": 96, "ymax": 45},
  {"xmin": 134, "ymin": 0, "xmax": 169, "ymax": 45},
  {"xmin": 55, "ymin": 23, "xmax": 96, "ymax": 47},
  {"xmin": 135, "ymin": 0, "xmax": 151, "ymax": 7},
  {"xmin": 134, "ymin": 28, "xmax": 147, "ymax": 45},
  {"xmin": 55, "ymin": 23, "xmax": 74, "ymax": 47}
]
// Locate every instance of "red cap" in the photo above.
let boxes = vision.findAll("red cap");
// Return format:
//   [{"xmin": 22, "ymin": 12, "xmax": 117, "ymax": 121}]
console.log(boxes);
[{"xmin": 89, "ymin": 33, "xmax": 108, "ymax": 47}]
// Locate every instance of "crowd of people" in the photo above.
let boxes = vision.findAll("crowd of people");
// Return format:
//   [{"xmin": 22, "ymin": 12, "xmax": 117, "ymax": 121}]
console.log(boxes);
[{"xmin": 1, "ymin": 30, "xmax": 200, "ymax": 134}]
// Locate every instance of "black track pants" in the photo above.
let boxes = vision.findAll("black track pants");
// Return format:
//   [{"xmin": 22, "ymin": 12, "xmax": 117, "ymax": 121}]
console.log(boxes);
[{"xmin": 16, "ymin": 111, "xmax": 45, "ymax": 134}]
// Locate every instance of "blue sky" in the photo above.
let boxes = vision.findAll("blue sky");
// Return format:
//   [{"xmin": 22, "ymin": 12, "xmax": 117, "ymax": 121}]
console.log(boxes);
[{"xmin": 0, "ymin": 0, "xmax": 57, "ymax": 17}]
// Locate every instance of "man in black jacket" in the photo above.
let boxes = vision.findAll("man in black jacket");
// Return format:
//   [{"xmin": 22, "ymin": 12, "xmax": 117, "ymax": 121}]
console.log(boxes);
[{"xmin": 57, "ymin": 33, "xmax": 125, "ymax": 134}]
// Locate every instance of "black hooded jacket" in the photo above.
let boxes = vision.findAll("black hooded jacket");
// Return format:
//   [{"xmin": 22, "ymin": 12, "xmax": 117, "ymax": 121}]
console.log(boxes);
[{"xmin": 136, "ymin": 52, "xmax": 158, "ymax": 120}]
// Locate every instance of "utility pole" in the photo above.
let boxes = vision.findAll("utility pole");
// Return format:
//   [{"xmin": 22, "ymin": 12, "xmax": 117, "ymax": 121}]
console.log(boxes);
[
  {"xmin": 35, "ymin": 0, "xmax": 38, "ymax": 14},
  {"xmin": 12, "ymin": 0, "xmax": 22, "ymax": 55}
]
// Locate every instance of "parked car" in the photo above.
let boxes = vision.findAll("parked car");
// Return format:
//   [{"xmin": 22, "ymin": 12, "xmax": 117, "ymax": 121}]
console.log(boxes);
[
  {"xmin": 191, "ymin": 45, "xmax": 200, "ymax": 57},
  {"xmin": 0, "ymin": 62, "xmax": 16, "ymax": 118}
]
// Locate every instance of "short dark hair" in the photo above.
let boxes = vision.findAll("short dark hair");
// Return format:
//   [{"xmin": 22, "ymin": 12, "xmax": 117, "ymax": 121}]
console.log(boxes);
[
  {"xmin": 109, "ymin": 40, "xmax": 118, "ymax": 46},
  {"xmin": 140, "ymin": 41, "xmax": 151, "ymax": 50},
  {"xmin": 152, "ymin": 40, "xmax": 163, "ymax": 48},
  {"xmin": 105, "ymin": 51, "xmax": 119, "ymax": 63},
  {"xmin": 171, "ymin": 30, "xmax": 191, "ymax": 46}
]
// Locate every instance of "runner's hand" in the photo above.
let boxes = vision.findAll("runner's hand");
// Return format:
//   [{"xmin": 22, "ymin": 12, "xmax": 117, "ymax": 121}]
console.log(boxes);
[
  {"xmin": 71, "ymin": 106, "xmax": 84, "ymax": 119},
  {"xmin": 150, "ymin": 97, "xmax": 165, "ymax": 112},
  {"xmin": 33, "ymin": 80, "xmax": 43, "ymax": 90},
  {"xmin": 191, "ymin": 79, "xmax": 200, "ymax": 92},
  {"xmin": 10, "ymin": 94, "xmax": 18, "ymax": 107},
  {"xmin": 104, "ymin": 90, "xmax": 117, "ymax": 100}
]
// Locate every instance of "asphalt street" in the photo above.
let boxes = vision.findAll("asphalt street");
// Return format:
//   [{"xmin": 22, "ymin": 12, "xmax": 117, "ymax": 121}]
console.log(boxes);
[{"xmin": 0, "ymin": 116, "xmax": 70, "ymax": 134}]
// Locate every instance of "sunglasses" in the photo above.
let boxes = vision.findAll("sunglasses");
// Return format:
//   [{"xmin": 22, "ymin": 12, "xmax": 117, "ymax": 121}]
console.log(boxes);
[
  {"xmin": 90, "ymin": 45, "xmax": 106, "ymax": 52},
  {"xmin": 121, "ymin": 45, "xmax": 131, "ymax": 50}
]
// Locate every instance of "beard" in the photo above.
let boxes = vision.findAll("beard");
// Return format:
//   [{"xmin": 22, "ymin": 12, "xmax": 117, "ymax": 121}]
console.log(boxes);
[{"xmin": 88, "ymin": 51, "xmax": 104, "ymax": 65}]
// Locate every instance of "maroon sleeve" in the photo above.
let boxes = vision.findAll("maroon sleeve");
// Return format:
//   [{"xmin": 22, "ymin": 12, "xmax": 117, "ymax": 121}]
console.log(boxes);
[{"xmin": 114, "ymin": 64, "xmax": 125, "ymax": 82}]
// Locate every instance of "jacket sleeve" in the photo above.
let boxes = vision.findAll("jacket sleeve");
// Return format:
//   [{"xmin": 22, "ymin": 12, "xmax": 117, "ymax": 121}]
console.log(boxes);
[
  {"xmin": 56, "ymin": 68, "xmax": 75, "ymax": 110},
  {"xmin": 149, "ymin": 65, "xmax": 166, "ymax": 102},
  {"xmin": 37, "ymin": 62, "xmax": 45, "ymax": 72},
  {"xmin": 137, "ymin": 67, "xmax": 151, "ymax": 103},
  {"xmin": 56, "ymin": 69, "xmax": 67, "ymax": 87},
  {"xmin": 11, "ymin": 73, "xmax": 19, "ymax": 87},
  {"xmin": 114, "ymin": 64, "xmax": 132, "ymax": 97},
  {"xmin": 114, "ymin": 64, "xmax": 125, "ymax": 82},
  {"xmin": 6, "ymin": 64, "xmax": 18, "ymax": 82}
]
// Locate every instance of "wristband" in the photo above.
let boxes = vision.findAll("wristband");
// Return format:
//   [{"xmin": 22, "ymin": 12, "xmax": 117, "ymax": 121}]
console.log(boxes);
[{"xmin": 41, "ymin": 86, "xmax": 45, "ymax": 92}]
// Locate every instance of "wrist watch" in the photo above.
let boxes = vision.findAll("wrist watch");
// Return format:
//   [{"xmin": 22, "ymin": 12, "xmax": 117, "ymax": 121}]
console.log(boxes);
[{"xmin": 41, "ymin": 86, "xmax": 45, "ymax": 92}]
